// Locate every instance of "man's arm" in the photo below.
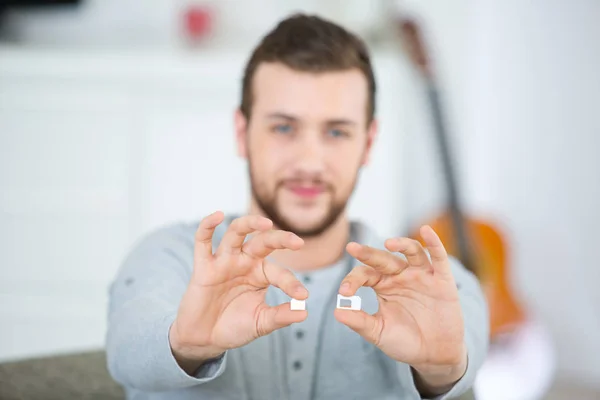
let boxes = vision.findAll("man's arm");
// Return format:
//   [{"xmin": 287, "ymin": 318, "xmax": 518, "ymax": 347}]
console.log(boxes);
[
  {"xmin": 105, "ymin": 225, "xmax": 227, "ymax": 392},
  {"xmin": 411, "ymin": 343, "xmax": 468, "ymax": 397}
]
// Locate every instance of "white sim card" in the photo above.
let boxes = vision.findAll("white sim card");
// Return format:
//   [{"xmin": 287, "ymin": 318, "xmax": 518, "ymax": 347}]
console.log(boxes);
[
  {"xmin": 290, "ymin": 299, "xmax": 306, "ymax": 311},
  {"xmin": 336, "ymin": 294, "xmax": 361, "ymax": 310}
]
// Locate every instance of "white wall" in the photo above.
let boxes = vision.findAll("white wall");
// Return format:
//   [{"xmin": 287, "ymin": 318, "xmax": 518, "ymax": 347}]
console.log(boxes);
[
  {"xmin": 0, "ymin": 47, "xmax": 409, "ymax": 361},
  {"xmin": 391, "ymin": 0, "xmax": 600, "ymax": 389},
  {"xmin": 462, "ymin": 0, "xmax": 600, "ymax": 387},
  {"xmin": 398, "ymin": 0, "xmax": 600, "ymax": 387},
  {"xmin": 1, "ymin": 0, "xmax": 391, "ymax": 50}
]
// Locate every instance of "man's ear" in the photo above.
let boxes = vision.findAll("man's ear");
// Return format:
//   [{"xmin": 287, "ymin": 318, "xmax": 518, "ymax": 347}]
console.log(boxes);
[
  {"xmin": 361, "ymin": 119, "xmax": 379, "ymax": 166},
  {"xmin": 234, "ymin": 108, "xmax": 249, "ymax": 159}
]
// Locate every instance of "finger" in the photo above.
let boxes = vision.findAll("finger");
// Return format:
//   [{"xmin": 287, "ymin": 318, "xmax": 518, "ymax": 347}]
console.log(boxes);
[
  {"xmin": 262, "ymin": 261, "xmax": 308, "ymax": 300},
  {"xmin": 346, "ymin": 242, "xmax": 409, "ymax": 275},
  {"xmin": 194, "ymin": 211, "xmax": 225, "ymax": 261},
  {"xmin": 334, "ymin": 308, "xmax": 382, "ymax": 345},
  {"xmin": 256, "ymin": 303, "xmax": 308, "ymax": 337},
  {"xmin": 242, "ymin": 230, "xmax": 304, "ymax": 259},
  {"xmin": 384, "ymin": 237, "xmax": 431, "ymax": 270},
  {"xmin": 217, "ymin": 215, "xmax": 273, "ymax": 255},
  {"xmin": 338, "ymin": 265, "xmax": 381, "ymax": 297},
  {"xmin": 419, "ymin": 225, "xmax": 452, "ymax": 276}
]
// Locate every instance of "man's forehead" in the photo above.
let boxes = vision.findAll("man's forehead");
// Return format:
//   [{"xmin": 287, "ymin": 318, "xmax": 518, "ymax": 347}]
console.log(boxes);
[
  {"xmin": 252, "ymin": 62, "xmax": 367, "ymax": 87},
  {"xmin": 251, "ymin": 62, "xmax": 369, "ymax": 122}
]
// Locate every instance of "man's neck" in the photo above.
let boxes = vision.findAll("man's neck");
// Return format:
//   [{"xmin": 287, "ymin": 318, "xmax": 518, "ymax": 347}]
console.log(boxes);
[{"xmin": 247, "ymin": 203, "xmax": 350, "ymax": 271}]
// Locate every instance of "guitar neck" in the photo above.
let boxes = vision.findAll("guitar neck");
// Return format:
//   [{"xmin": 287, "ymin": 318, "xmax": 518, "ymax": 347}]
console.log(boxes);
[
  {"xmin": 398, "ymin": 16, "xmax": 476, "ymax": 273},
  {"xmin": 426, "ymin": 81, "xmax": 476, "ymax": 273},
  {"xmin": 426, "ymin": 82, "xmax": 460, "ymax": 207}
]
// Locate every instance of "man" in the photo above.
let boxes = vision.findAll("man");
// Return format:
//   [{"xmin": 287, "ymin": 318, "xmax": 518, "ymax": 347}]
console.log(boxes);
[{"xmin": 106, "ymin": 13, "xmax": 488, "ymax": 400}]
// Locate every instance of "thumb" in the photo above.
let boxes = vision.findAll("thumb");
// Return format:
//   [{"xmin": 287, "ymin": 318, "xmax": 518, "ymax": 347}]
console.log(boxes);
[
  {"xmin": 255, "ymin": 303, "xmax": 308, "ymax": 337},
  {"xmin": 334, "ymin": 309, "xmax": 383, "ymax": 345}
]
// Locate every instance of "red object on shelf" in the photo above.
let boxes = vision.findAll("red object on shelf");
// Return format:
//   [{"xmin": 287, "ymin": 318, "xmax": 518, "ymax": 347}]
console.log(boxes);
[{"xmin": 184, "ymin": 5, "xmax": 212, "ymax": 40}]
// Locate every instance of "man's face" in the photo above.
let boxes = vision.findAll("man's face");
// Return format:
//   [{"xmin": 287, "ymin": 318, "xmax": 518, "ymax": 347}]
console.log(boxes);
[{"xmin": 235, "ymin": 62, "xmax": 377, "ymax": 238}]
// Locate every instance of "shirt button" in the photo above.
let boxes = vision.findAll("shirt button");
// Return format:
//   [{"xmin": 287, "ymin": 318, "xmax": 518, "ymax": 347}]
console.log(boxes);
[
  {"xmin": 293, "ymin": 360, "xmax": 302, "ymax": 370},
  {"xmin": 303, "ymin": 275, "xmax": 311, "ymax": 284},
  {"xmin": 295, "ymin": 330, "xmax": 305, "ymax": 339}
]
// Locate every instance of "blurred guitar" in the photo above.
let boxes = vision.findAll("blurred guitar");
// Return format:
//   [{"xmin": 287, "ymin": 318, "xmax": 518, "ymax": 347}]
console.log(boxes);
[{"xmin": 396, "ymin": 17, "xmax": 525, "ymax": 338}]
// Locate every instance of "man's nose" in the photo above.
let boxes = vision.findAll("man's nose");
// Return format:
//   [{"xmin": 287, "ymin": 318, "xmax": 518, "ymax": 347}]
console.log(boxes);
[{"xmin": 293, "ymin": 134, "xmax": 326, "ymax": 175}]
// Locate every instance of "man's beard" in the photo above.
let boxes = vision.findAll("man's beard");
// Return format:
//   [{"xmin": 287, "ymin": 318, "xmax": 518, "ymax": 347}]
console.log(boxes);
[{"xmin": 248, "ymin": 166, "xmax": 355, "ymax": 238}]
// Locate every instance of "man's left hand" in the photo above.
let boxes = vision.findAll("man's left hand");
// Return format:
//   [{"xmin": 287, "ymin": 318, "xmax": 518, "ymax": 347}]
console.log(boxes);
[{"xmin": 335, "ymin": 225, "xmax": 467, "ymax": 393}]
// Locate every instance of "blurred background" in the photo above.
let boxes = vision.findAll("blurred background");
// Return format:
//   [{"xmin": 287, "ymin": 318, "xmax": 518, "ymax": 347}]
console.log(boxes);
[{"xmin": 0, "ymin": 0, "xmax": 599, "ymax": 399}]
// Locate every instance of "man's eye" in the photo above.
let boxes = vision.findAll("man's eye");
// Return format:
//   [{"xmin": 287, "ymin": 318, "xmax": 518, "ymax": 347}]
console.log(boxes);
[
  {"xmin": 328, "ymin": 128, "xmax": 348, "ymax": 138},
  {"xmin": 273, "ymin": 124, "xmax": 293, "ymax": 134}
]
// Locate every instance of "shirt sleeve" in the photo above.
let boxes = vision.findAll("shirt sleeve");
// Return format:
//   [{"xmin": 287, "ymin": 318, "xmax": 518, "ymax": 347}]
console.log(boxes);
[
  {"xmin": 399, "ymin": 256, "xmax": 490, "ymax": 399},
  {"xmin": 105, "ymin": 225, "xmax": 228, "ymax": 391}
]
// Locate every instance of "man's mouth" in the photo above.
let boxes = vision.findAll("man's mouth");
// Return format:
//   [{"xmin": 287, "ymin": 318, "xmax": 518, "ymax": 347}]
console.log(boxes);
[{"xmin": 283, "ymin": 182, "xmax": 326, "ymax": 198}]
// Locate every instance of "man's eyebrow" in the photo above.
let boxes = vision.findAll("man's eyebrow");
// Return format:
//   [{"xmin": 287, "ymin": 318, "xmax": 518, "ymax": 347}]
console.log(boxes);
[
  {"xmin": 266, "ymin": 113, "xmax": 357, "ymax": 126},
  {"xmin": 266, "ymin": 112, "xmax": 298, "ymax": 121},
  {"xmin": 325, "ymin": 119, "xmax": 357, "ymax": 126}
]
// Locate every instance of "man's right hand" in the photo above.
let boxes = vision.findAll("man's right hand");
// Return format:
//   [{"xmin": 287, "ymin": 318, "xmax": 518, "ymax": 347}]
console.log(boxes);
[{"xmin": 169, "ymin": 211, "xmax": 308, "ymax": 374}]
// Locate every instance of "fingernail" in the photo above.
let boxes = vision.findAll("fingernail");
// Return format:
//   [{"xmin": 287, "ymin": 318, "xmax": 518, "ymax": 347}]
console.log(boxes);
[
  {"xmin": 296, "ymin": 285, "xmax": 307, "ymax": 295},
  {"xmin": 340, "ymin": 282, "xmax": 350, "ymax": 291}
]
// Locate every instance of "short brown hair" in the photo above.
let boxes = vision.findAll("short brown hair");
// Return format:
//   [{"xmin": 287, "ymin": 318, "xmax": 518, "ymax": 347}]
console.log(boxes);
[{"xmin": 240, "ymin": 13, "xmax": 376, "ymax": 122}]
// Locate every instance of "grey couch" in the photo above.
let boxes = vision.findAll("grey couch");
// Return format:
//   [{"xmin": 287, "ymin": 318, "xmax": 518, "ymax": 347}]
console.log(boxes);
[
  {"xmin": 0, "ymin": 351, "xmax": 475, "ymax": 399},
  {"xmin": 0, "ymin": 350, "xmax": 124, "ymax": 400}
]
